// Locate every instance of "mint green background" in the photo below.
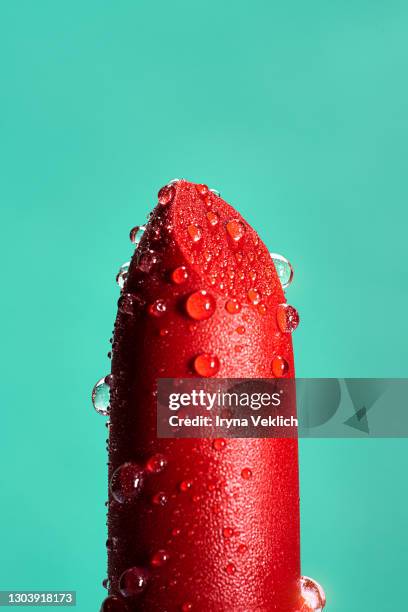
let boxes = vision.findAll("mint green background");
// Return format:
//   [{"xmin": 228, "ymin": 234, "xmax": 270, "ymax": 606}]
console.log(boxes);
[{"xmin": 1, "ymin": 1, "xmax": 407, "ymax": 610}]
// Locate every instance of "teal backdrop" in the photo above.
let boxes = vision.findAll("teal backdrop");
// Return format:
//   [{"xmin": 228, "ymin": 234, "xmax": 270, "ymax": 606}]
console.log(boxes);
[{"xmin": 1, "ymin": 1, "xmax": 407, "ymax": 610}]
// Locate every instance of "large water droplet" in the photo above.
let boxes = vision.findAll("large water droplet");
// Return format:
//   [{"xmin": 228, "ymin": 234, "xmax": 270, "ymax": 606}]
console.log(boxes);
[
  {"xmin": 151, "ymin": 491, "xmax": 168, "ymax": 506},
  {"xmin": 241, "ymin": 467, "xmax": 252, "ymax": 480},
  {"xmin": 119, "ymin": 566, "xmax": 148, "ymax": 598},
  {"xmin": 158, "ymin": 185, "xmax": 175, "ymax": 206},
  {"xmin": 116, "ymin": 262, "xmax": 130, "ymax": 289},
  {"xmin": 299, "ymin": 576, "xmax": 326, "ymax": 611},
  {"xmin": 272, "ymin": 356, "xmax": 289, "ymax": 377},
  {"xmin": 225, "ymin": 299, "xmax": 241, "ymax": 314},
  {"xmin": 138, "ymin": 250, "xmax": 159, "ymax": 273},
  {"xmin": 110, "ymin": 463, "xmax": 145, "ymax": 503},
  {"xmin": 213, "ymin": 438, "xmax": 226, "ymax": 450},
  {"xmin": 270, "ymin": 253, "xmax": 294, "ymax": 289},
  {"xmin": 206, "ymin": 211, "xmax": 219, "ymax": 226},
  {"xmin": 276, "ymin": 304, "xmax": 300, "ymax": 333},
  {"xmin": 92, "ymin": 376, "xmax": 111, "ymax": 416},
  {"xmin": 247, "ymin": 288, "xmax": 261, "ymax": 305},
  {"xmin": 171, "ymin": 266, "xmax": 189, "ymax": 285},
  {"xmin": 145, "ymin": 453, "xmax": 167, "ymax": 474},
  {"xmin": 150, "ymin": 549, "xmax": 170, "ymax": 567},
  {"xmin": 187, "ymin": 224, "xmax": 202, "ymax": 243},
  {"xmin": 226, "ymin": 220, "xmax": 245, "ymax": 242},
  {"xmin": 195, "ymin": 184, "xmax": 209, "ymax": 197},
  {"xmin": 148, "ymin": 299, "xmax": 167, "ymax": 317},
  {"xmin": 118, "ymin": 293, "xmax": 143, "ymax": 315},
  {"xmin": 186, "ymin": 290, "xmax": 216, "ymax": 320},
  {"xmin": 178, "ymin": 480, "xmax": 193, "ymax": 492},
  {"xmin": 193, "ymin": 353, "xmax": 220, "ymax": 377},
  {"xmin": 129, "ymin": 225, "xmax": 146, "ymax": 245}
]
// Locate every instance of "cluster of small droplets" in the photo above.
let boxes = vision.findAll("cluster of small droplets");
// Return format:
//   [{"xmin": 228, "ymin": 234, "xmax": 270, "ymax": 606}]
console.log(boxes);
[
  {"xmin": 299, "ymin": 576, "xmax": 326, "ymax": 611},
  {"xmin": 92, "ymin": 376, "xmax": 111, "ymax": 416}
]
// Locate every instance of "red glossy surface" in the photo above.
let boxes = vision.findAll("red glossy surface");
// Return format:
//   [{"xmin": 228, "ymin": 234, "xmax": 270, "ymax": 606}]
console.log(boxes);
[{"xmin": 108, "ymin": 180, "xmax": 299, "ymax": 611}]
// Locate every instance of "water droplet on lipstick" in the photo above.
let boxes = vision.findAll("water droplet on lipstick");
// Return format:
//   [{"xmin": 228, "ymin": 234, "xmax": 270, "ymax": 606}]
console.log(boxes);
[
  {"xmin": 171, "ymin": 266, "xmax": 189, "ymax": 284},
  {"xmin": 145, "ymin": 454, "xmax": 167, "ymax": 473},
  {"xmin": 226, "ymin": 220, "xmax": 245, "ymax": 242},
  {"xmin": 148, "ymin": 299, "xmax": 167, "ymax": 317},
  {"xmin": 158, "ymin": 185, "xmax": 175, "ymax": 205},
  {"xmin": 179, "ymin": 480, "xmax": 193, "ymax": 492},
  {"xmin": 270, "ymin": 253, "xmax": 294, "ymax": 289},
  {"xmin": 181, "ymin": 602, "xmax": 193, "ymax": 612},
  {"xmin": 110, "ymin": 463, "xmax": 144, "ymax": 503},
  {"xmin": 299, "ymin": 576, "xmax": 326, "ymax": 611},
  {"xmin": 150, "ymin": 549, "xmax": 170, "ymax": 567},
  {"xmin": 130, "ymin": 225, "xmax": 146, "ymax": 248},
  {"xmin": 225, "ymin": 299, "xmax": 241, "ymax": 314},
  {"xmin": 276, "ymin": 304, "xmax": 300, "ymax": 333},
  {"xmin": 186, "ymin": 291, "xmax": 216, "ymax": 320},
  {"xmin": 213, "ymin": 438, "xmax": 226, "ymax": 450},
  {"xmin": 247, "ymin": 289, "xmax": 261, "ymax": 305},
  {"xmin": 116, "ymin": 262, "xmax": 130, "ymax": 289},
  {"xmin": 223, "ymin": 527, "xmax": 234, "ymax": 538},
  {"xmin": 119, "ymin": 566, "xmax": 148, "ymax": 598},
  {"xmin": 272, "ymin": 356, "xmax": 289, "ymax": 377},
  {"xmin": 118, "ymin": 293, "xmax": 144, "ymax": 315},
  {"xmin": 194, "ymin": 353, "xmax": 220, "ymax": 377},
  {"xmin": 210, "ymin": 188, "xmax": 220, "ymax": 197},
  {"xmin": 257, "ymin": 303, "xmax": 267, "ymax": 315},
  {"xmin": 187, "ymin": 224, "xmax": 202, "ymax": 243},
  {"xmin": 237, "ymin": 544, "xmax": 248, "ymax": 554},
  {"xmin": 225, "ymin": 563, "xmax": 236, "ymax": 575},
  {"xmin": 138, "ymin": 250, "xmax": 159, "ymax": 273},
  {"xmin": 241, "ymin": 468, "xmax": 252, "ymax": 480},
  {"xmin": 152, "ymin": 491, "xmax": 168, "ymax": 506},
  {"xmin": 206, "ymin": 211, "xmax": 219, "ymax": 226},
  {"xmin": 195, "ymin": 184, "xmax": 209, "ymax": 197},
  {"xmin": 92, "ymin": 376, "xmax": 111, "ymax": 416}
]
